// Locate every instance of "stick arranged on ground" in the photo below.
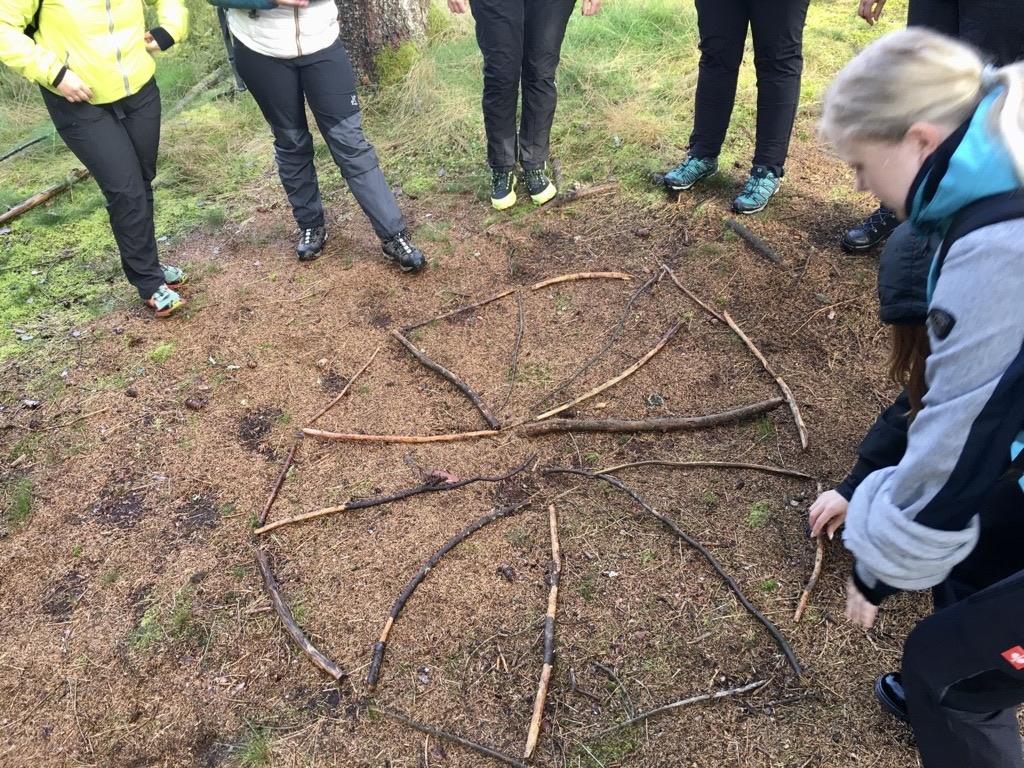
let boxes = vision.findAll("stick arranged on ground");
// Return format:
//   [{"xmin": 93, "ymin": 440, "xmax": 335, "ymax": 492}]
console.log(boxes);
[
  {"xmin": 524, "ymin": 504, "xmax": 562, "ymax": 759},
  {"xmin": 595, "ymin": 459, "xmax": 813, "ymax": 481},
  {"xmin": 402, "ymin": 288, "xmax": 517, "ymax": 333},
  {"xmin": 547, "ymin": 181, "xmax": 620, "ymax": 209},
  {"xmin": 258, "ymin": 441, "xmax": 300, "ymax": 528},
  {"xmin": 795, "ymin": 534, "xmax": 826, "ymax": 623},
  {"xmin": 499, "ymin": 293, "xmax": 525, "ymax": 413},
  {"xmin": 367, "ymin": 500, "xmax": 532, "ymax": 688},
  {"xmin": 308, "ymin": 344, "xmax": 381, "ymax": 425},
  {"xmin": 391, "ymin": 329, "xmax": 501, "ymax": 430},
  {"xmin": 725, "ymin": 218, "xmax": 781, "ymax": 265},
  {"xmin": 302, "ymin": 427, "xmax": 500, "ymax": 445},
  {"xmin": 591, "ymin": 679, "xmax": 768, "ymax": 737},
  {"xmin": 370, "ymin": 705, "xmax": 528, "ymax": 768},
  {"xmin": 659, "ymin": 265, "xmax": 808, "ymax": 450},
  {"xmin": 536, "ymin": 320, "xmax": 683, "ymax": 421},
  {"xmin": 722, "ymin": 311, "xmax": 808, "ymax": 450},
  {"xmin": 0, "ymin": 168, "xmax": 90, "ymax": 227},
  {"xmin": 0, "ymin": 133, "xmax": 51, "ymax": 164},
  {"xmin": 255, "ymin": 550, "xmax": 347, "ymax": 681},
  {"xmin": 529, "ymin": 271, "xmax": 632, "ymax": 291},
  {"xmin": 536, "ymin": 269, "xmax": 662, "ymax": 408},
  {"xmin": 254, "ymin": 455, "xmax": 535, "ymax": 535},
  {"xmin": 524, "ymin": 398, "xmax": 784, "ymax": 437},
  {"xmin": 546, "ymin": 468, "xmax": 802, "ymax": 677}
]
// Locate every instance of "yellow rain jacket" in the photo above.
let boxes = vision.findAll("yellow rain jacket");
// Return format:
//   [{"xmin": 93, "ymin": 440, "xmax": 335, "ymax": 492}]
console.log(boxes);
[{"xmin": 0, "ymin": 0, "xmax": 188, "ymax": 105}]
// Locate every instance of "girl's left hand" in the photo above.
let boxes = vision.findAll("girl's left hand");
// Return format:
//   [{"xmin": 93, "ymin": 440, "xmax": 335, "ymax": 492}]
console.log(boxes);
[
  {"xmin": 845, "ymin": 577, "xmax": 879, "ymax": 629},
  {"xmin": 581, "ymin": 0, "xmax": 601, "ymax": 16},
  {"xmin": 144, "ymin": 32, "xmax": 161, "ymax": 53},
  {"xmin": 448, "ymin": 0, "xmax": 469, "ymax": 12}
]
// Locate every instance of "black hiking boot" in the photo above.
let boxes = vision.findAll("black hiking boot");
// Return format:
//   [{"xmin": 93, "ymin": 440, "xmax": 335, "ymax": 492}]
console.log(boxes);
[
  {"xmin": 490, "ymin": 167, "xmax": 517, "ymax": 211},
  {"xmin": 523, "ymin": 167, "xmax": 557, "ymax": 205},
  {"xmin": 875, "ymin": 672, "xmax": 910, "ymax": 723},
  {"xmin": 297, "ymin": 225, "xmax": 327, "ymax": 261},
  {"xmin": 381, "ymin": 230, "xmax": 427, "ymax": 273},
  {"xmin": 842, "ymin": 206, "xmax": 900, "ymax": 253}
]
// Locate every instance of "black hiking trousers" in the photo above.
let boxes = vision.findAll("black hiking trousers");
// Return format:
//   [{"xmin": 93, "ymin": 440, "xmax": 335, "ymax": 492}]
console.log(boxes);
[
  {"xmin": 40, "ymin": 78, "xmax": 165, "ymax": 300},
  {"xmin": 909, "ymin": 0, "xmax": 1024, "ymax": 66},
  {"xmin": 233, "ymin": 38, "xmax": 405, "ymax": 240},
  {"xmin": 688, "ymin": 0, "xmax": 810, "ymax": 176},
  {"xmin": 902, "ymin": 477, "xmax": 1024, "ymax": 768},
  {"xmin": 469, "ymin": 0, "xmax": 576, "ymax": 171}
]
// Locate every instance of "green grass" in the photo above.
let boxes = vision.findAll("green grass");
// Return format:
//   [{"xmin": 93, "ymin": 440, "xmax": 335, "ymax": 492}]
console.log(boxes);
[
  {"xmin": 747, "ymin": 500, "xmax": 772, "ymax": 529},
  {"xmin": 239, "ymin": 728, "xmax": 272, "ymax": 767},
  {"xmin": 147, "ymin": 342, "xmax": 176, "ymax": 365},
  {"xmin": 4, "ymin": 477, "xmax": 33, "ymax": 525}
]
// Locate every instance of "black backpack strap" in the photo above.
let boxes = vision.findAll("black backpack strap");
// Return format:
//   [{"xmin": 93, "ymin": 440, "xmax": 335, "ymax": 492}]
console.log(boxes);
[
  {"xmin": 24, "ymin": 0, "xmax": 42, "ymax": 37},
  {"xmin": 935, "ymin": 190, "xmax": 1024, "ymax": 279}
]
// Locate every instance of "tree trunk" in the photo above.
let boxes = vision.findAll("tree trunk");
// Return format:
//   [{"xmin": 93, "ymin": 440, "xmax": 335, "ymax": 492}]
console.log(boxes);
[{"xmin": 335, "ymin": 0, "xmax": 429, "ymax": 82}]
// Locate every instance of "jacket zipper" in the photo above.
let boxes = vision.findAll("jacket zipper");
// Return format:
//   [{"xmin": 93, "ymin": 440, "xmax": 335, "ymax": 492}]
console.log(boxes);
[
  {"xmin": 294, "ymin": 7, "xmax": 302, "ymax": 57},
  {"xmin": 105, "ymin": 0, "xmax": 131, "ymax": 96}
]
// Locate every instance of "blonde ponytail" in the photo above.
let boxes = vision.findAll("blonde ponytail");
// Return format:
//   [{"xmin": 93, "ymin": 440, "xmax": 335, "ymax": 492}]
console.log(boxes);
[{"xmin": 820, "ymin": 28, "xmax": 1024, "ymax": 183}]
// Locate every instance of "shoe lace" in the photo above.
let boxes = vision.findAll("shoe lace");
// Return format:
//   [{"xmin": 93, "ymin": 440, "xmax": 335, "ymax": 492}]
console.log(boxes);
[
  {"xmin": 741, "ymin": 173, "xmax": 772, "ymax": 202},
  {"xmin": 491, "ymin": 169, "xmax": 510, "ymax": 191},
  {"xmin": 866, "ymin": 208, "xmax": 895, "ymax": 230},
  {"xmin": 392, "ymin": 232, "xmax": 413, "ymax": 255},
  {"xmin": 302, "ymin": 228, "xmax": 315, "ymax": 245}
]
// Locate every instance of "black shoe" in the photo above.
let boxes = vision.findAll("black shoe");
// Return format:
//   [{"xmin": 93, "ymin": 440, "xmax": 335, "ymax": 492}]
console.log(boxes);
[
  {"xmin": 841, "ymin": 206, "xmax": 900, "ymax": 253},
  {"xmin": 523, "ymin": 167, "xmax": 557, "ymax": 205},
  {"xmin": 874, "ymin": 672, "xmax": 910, "ymax": 723},
  {"xmin": 381, "ymin": 230, "xmax": 426, "ymax": 273},
  {"xmin": 490, "ymin": 167, "xmax": 517, "ymax": 210},
  {"xmin": 297, "ymin": 225, "xmax": 327, "ymax": 261}
]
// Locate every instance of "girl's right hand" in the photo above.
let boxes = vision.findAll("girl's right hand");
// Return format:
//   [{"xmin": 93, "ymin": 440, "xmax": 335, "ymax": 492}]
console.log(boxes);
[
  {"xmin": 448, "ymin": 0, "xmax": 469, "ymax": 13},
  {"xmin": 275, "ymin": 0, "xmax": 309, "ymax": 7},
  {"xmin": 58, "ymin": 70, "xmax": 93, "ymax": 103},
  {"xmin": 808, "ymin": 489, "xmax": 849, "ymax": 539},
  {"xmin": 858, "ymin": 0, "xmax": 886, "ymax": 25}
]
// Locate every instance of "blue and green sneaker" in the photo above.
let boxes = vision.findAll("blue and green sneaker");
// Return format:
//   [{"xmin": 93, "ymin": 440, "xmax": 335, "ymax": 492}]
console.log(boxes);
[
  {"xmin": 146, "ymin": 285, "xmax": 185, "ymax": 318},
  {"xmin": 663, "ymin": 156, "xmax": 718, "ymax": 191},
  {"xmin": 161, "ymin": 263, "xmax": 187, "ymax": 288},
  {"xmin": 732, "ymin": 165, "xmax": 781, "ymax": 215}
]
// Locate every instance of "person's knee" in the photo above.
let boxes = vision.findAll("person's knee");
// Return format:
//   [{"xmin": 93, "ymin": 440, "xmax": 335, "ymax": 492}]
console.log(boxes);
[
  {"xmin": 753, "ymin": 44, "xmax": 804, "ymax": 77},
  {"xmin": 323, "ymin": 113, "xmax": 380, "ymax": 178},
  {"xmin": 698, "ymin": 37, "xmax": 744, "ymax": 73},
  {"xmin": 272, "ymin": 127, "xmax": 315, "ymax": 160}
]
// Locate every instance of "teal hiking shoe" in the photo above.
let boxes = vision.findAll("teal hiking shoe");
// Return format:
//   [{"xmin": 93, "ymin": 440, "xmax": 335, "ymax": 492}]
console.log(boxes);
[
  {"xmin": 524, "ymin": 167, "xmax": 557, "ymax": 205},
  {"xmin": 663, "ymin": 156, "xmax": 718, "ymax": 191},
  {"xmin": 161, "ymin": 263, "xmax": 187, "ymax": 288},
  {"xmin": 733, "ymin": 165, "xmax": 781, "ymax": 214},
  {"xmin": 490, "ymin": 167, "xmax": 517, "ymax": 210},
  {"xmin": 146, "ymin": 285, "xmax": 185, "ymax": 318}
]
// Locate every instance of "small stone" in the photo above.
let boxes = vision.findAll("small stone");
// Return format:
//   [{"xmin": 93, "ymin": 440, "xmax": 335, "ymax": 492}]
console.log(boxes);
[
  {"xmin": 125, "ymin": 388, "xmax": 138, "ymax": 398},
  {"xmin": 790, "ymin": 500, "xmax": 800, "ymax": 508},
  {"xmin": 496, "ymin": 564, "xmax": 516, "ymax": 582},
  {"xmin": 246, "ymin": 361, "xmax": 257, "ymax": 369},
  {"xmin": 634, "ymin": 227, "xmax": 652, "ymax": 239},
  {"xmin": 21, "ymin": 399, "xmax": 41, "ymax": 409},
  {"xmin": 814, "ymin": 293, "xmax": 831, "ymax": 305},
  {"xmin": 645, "ymin": 392, "xmax": 665, "ymax": 408},
  {"xmin": 316, "ymin": 358, "xmax": 329, "ymax": 369},
  {"xmin": 416, "ymin": 666, "xmax": 431, "ymax": 686},
  {"xmin": 602, "ymin": 570, "xmax": 619, "ymax": 578},
  {"xmin": 189, "ymin": 571, "xmax": 208, "ymax": 584},
  {"xmin": 184, "ymin": 398, "xmax": 206, "ymax": 412}
]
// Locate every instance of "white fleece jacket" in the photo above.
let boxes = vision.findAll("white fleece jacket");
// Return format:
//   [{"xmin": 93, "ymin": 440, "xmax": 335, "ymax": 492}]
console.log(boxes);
[{"xmin": 228, "ymin": 0, "xmax": 338, "ymax": 59}]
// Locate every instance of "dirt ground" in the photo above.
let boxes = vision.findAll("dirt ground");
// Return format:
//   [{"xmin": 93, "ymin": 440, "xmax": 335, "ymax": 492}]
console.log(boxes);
[{"xmin": 0, "ymin": 136, "xmax": 958, "ymax": 768}]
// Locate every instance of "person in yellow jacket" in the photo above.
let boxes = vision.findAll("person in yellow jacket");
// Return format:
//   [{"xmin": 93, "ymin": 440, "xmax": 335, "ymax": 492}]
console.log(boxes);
[{"xmin": 0, "ymin": 0, "xmax": 190, "ymax": 316}]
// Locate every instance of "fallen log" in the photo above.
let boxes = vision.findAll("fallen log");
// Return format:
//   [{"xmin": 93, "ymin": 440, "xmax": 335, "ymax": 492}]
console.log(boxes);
[{"xmin": 0, "ymin": 168, "xmax": 90, "ymax": 227}]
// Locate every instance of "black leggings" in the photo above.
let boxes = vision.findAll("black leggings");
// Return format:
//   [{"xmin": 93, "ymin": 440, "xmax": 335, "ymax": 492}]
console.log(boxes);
[
  {"xmin": 469, "ymin": 0, "xmax": 576, "ymax": 170},
  {"xmin": 689, "ymin": 0, "xmax": 810, "ymax": 175},
  {"xmin": 908, "ymin": 0, "xmax": 1024, "ymax": 66},
  {"xmin": 41, "ymin": 79, "xmax": 164, "ymax": 300},
  {"xmin": 233, "ymin": 38, "xmax": 405, "ymax": 239}
]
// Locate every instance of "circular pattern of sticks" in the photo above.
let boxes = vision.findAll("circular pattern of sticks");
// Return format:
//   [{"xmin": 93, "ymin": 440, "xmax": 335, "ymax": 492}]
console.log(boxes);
[{"xmin": 252, "ymin": 269, "xmax": 820, "ymax": 765}]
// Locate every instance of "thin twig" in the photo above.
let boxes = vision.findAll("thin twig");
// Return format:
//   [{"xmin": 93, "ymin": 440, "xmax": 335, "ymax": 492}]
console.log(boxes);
[
  {"xmin": 535, "ymin": 269, "xmax": 661, "ymax": 409},
  {"xmin": 524, "ymin": 398, "xmax": 784, "ymax": 437},
  {"xmin": 257, "ymin": 441, "xmax": 300, "ymax": 527},
  {"xmin": 42, "ymin": 406, "xmax": 111, "ymax": 432},
  {"xmin": 591, "ymin": 679, "xmax": 768, "ymax": 737},
  {"xmin": 794, "ymin": 535, "xmax": 826, "ymax": 623},
  {"xmin": 401, "ymin": 288, "xmax": 516, "ymax": 333},
  {"xmin": 370, "ymin": 705, "xmax": 528, "ymax": 768},
  {"xmin": 499, "ymin": 293, "xmax": 525, "ymax": 414},
  {"xmin": 301, "ymin": 428, "xmax": 500, "ymax": 445},
  {"xmin": 545, "ymin": 468, "xmax": 802, "ymax": 677},
  {"xmin": 392, "ymin": 329, "xmax": 500, "ymax": 429},
  {"xmin": 546, "ymin": 181, "xmax": 620, "ymax": 209},
  {"xmin": 661, "ymin": 263, "xmax": 725, "ymax": 323},
  {"xmin": 307, "ymin": 345, "xmax": 381, "ymax": 425},
  {"xmin": 254, "ymin": 456, "xmax": 535, "ymax": 535},
  {"xmin": 0, "ymin": 133, "xmax": 51, "ymax": 164},
  {"xmin": 595, "ymin": 459, "xmax": 813, "ymax": 481},
  {"xmin": 367, "ymin": 500, "xmax": 532, "ymax": 687},
  {"xmin": 524, "ymin": 504, "xmax": 562, "ymax": 759},
  {"xmin": 725, "ymin": 219, "xmax": 781, "ymax": 265},
  {"xmin": 592, "ymin": 662, "xmax": 636, "ymax": 717},
  {"xmin": 722, "ymin": 311, "xmax": 808, "ymax": 450},
  {"xmin": 255, "ymin": 550, "xmax": 347, "ymax": 681},
  {"xmin": 529, "ymin": 271, "xmax": 633, "ymax": 291},
  {"xmin": 536, "ymin": 321, "xmax": 683, "ymax": 421}
]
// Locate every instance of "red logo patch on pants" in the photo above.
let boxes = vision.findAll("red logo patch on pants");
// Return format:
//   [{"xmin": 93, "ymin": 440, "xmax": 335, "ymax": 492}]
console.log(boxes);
[{"xmin": 1002, "ymin": 646, "xmax": 1024, "ymax": 670}]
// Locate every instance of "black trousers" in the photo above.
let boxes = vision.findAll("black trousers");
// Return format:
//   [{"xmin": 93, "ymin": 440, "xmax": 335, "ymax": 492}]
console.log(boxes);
[
  {"xmin": 908, "ymin": 0, "xmax": 1024, "ymax": 66},
  {"xmin": 689, "ymin": 0, "xmax": 810, "ymax": 175},
  {"xmin": 41, "ymin": 79, "xmax": 164, "ymax": 300},
  {"xmin": 469, "ymin": 0, "xmax": 576, "ymax": 170},
  {"xmin": 233, "ymin": 38, "xmax": 405, "ymax": 240},
  {"xmin": 903, "ymin": 478, "xmax": 1024, "ymax": 768}
]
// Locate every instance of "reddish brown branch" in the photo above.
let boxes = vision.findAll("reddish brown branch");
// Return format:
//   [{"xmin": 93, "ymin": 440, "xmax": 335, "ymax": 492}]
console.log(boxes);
[
  {"xmin": 391, "ymin": 329, "xmax": 500, "ymax": 429},
  {"xmin": 794, "ymin": 535, "xmax": 826, "ymax": 622},
  {"xmin": 254, "ymin": 455, "xmax": 535, "ymax": 535},
  {"xmin": 547, "ymin": 181, "xmax": 620, "ymax": 209},
  {"xmin": 301, "ymin": 427, "xmax": 500, "ymax": 445},
  {"xmin": 366, "ymin": 500, "xmax": 532, "ymax": 688},
  {"xmin": 0, "ymin": 168, "xmax": 90, "ymax": 227},
  {"xmin": 524, "ymin": 398, "xmax": 784, "ymax": 437},
  {"xmin": 258, "ymin": 441, "xmax": 300, "ymax": 528},
  {"xmin": 595, "ymin": 459, "xmax": 812, "ymax": 480},
  {"xmin": 529, "ymin": 271, "xmax": 632, "ymax": 291},
  {"xmin": 255, "ymin": 550, "xmax": 347, "ymax": 681},
  {"xmin": 661, "ymin": 263, "xmax": 725, "ymax": 323},
  {"xmin": 307, "ymin": 345, "xmax": 381, "ymax": 425},
  {"xmin": 401, "ymin": 288, "xmax": 516, "ymax": 333},
  {"xmin": 546, "ymin": 468, "xmax": 802, "ymax": 677}
]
